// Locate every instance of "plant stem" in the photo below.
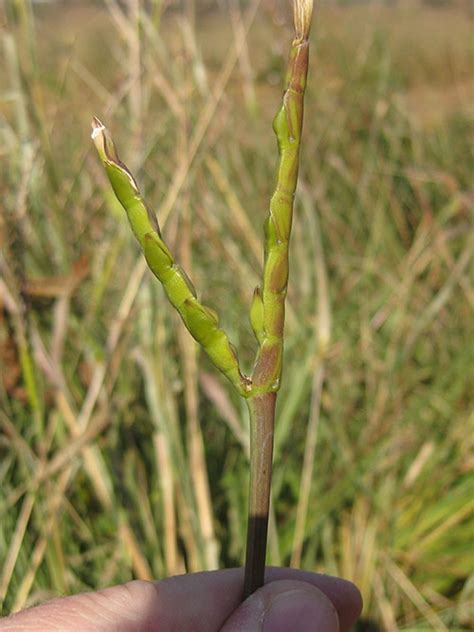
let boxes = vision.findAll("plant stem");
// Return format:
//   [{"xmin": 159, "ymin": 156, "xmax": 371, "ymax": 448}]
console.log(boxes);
[
  {"xmin": 92, "ymin": 0, "xmax": 314, "ymax": 600},
  {"xmin": 243, "ymin": 391, "xmax": 277, "ymax": 598}
]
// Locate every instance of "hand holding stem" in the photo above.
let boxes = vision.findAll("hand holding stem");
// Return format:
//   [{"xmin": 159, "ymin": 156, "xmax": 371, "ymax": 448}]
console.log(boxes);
[{"xmin": 92, "ymin": 0, "xmax": 314, "ymax": 602}]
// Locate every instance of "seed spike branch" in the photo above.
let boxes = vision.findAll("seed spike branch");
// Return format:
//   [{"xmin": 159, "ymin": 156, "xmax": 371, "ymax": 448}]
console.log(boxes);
[
  {"xmin": 249, "ymin": 1, "xmax": 312, "ymax": 395},
  {"xmin": 91, "ymin": 118, "xmax": 247, "ymax": 395},
  {"xmin": 92, "ymin": 0, "xmax": 313, "ymax": 603}
]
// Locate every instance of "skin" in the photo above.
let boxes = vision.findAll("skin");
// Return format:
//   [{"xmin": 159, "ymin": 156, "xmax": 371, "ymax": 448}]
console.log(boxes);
[{"xmin": 0, "ymin": 568, "xmax": 362, "ymax": 632}]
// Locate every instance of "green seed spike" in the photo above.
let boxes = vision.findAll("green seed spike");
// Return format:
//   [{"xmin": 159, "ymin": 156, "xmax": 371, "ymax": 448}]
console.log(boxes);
[
  {"xmin": 92, "ymin": 119, "xmax": 246, "ymax": 395},
  {"xmin": 250, "ymin": 3, "xmax": 311, "ymax": 392}
]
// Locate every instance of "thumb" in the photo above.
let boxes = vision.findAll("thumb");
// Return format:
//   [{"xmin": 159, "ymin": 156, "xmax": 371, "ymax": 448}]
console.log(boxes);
[{"xmin": 221, "ymin": 579, "xmax": 340, "ymax": 632}]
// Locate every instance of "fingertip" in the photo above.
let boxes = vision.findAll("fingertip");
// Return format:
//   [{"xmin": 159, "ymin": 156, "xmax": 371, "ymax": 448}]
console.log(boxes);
[
  {"xmin": 222, "ymin": 579, "xmax": 340, "ymax": 632},
  {"xmin": 335, "ymin": 578, "xmax": 363, "ymax": 630},
  {"xmin": 262, "ymin": 581, "xmax": 340, "ymax": 632},
  {"xmin": 263, "ymin": 567, "xmax": 362, "ymax": 631}
]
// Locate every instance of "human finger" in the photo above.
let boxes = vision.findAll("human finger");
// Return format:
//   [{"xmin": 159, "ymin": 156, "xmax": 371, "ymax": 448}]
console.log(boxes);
[{"xmin": 0, "ymin": 567, "xmax": 361, "ymax": 632}]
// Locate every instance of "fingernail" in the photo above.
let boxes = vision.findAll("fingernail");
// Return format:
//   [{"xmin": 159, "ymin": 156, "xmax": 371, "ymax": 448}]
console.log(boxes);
[{"xmin": 263, "ymin": 586, "xmax": 339, "ymax": 632}]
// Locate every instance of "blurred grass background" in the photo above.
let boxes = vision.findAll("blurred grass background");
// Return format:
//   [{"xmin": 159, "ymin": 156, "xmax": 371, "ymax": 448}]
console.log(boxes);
[{"xmin": 0, "ymin": 0, "xmax": 473, "ymax": 629}]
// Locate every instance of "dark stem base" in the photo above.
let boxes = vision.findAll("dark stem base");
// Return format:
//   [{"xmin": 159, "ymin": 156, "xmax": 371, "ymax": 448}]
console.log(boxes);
[
  {"xmin": 243, "ymin": 392, "xmax": 276, "ymax": 599},
  {"xmin": 243, "ymin": 514, "xmax": 270, "ymax": 598}
]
